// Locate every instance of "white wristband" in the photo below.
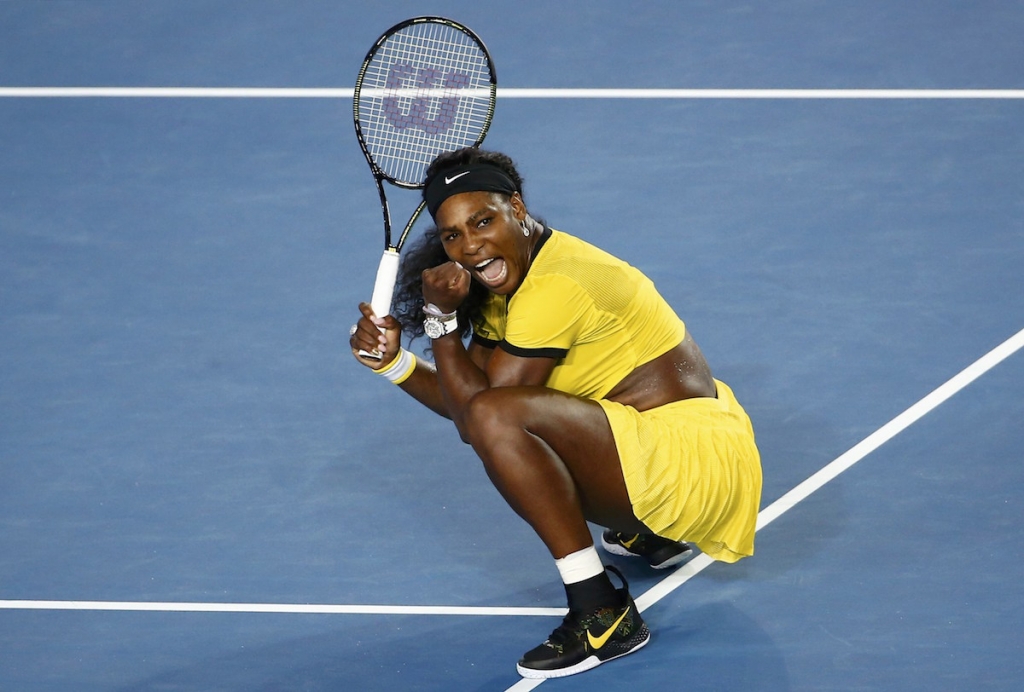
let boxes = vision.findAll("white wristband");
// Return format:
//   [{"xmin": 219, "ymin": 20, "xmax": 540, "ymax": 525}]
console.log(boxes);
[
  {"xmin": 423, "ymin": 302, "xmax": 456, "ymax": 318},
  {"xmin": 375, "ymin": 348, "xmax": 416, "ymax": 384}
]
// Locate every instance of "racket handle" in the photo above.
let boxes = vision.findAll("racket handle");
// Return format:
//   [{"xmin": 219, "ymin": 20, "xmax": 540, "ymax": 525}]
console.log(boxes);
[
  {"xmin": 369, "ymin": 249, "xmax": 400, "ymax": 319},
  {"xmin": 359, "ymin": 249, "xmax": 400, "ymax": 360}
]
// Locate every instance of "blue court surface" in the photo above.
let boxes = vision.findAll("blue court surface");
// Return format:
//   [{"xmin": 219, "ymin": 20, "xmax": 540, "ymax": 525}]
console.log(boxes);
[{"xmin": 2, "ymin": 2, "xmax": 1023, "ymax": 690}]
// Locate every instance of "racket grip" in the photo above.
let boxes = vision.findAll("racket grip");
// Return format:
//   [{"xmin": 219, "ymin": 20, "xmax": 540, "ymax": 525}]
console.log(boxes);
[
  {"xmin": 369, "ymin": 249, "xmax": 400, "ymax": 319},
  {"xmin": 360, "ymin": 249, "xmax": 400, "ymax": 360}
]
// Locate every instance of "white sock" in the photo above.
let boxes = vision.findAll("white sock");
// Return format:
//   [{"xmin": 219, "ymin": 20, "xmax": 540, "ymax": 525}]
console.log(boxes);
[{"xmin": 554, "ymin": 546, "xmax": 605, "ymax": 585}]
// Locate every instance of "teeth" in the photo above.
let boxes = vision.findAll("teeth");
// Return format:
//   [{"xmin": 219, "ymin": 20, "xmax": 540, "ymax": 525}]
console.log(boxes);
[{"xmin": 475, "ymin": 258, "xmax": 495, "ymax": 270}]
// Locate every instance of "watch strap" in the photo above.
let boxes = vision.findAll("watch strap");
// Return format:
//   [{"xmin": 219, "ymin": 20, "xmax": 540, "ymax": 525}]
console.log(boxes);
[{"xmin": 424, "ymin": 312, "xmax": 459, "ymax": 339}]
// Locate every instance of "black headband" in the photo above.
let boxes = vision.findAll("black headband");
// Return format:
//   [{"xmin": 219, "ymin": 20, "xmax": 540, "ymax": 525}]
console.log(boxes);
[{"xmin": 423, "ymin": 163, "xmax": 519, "ymax": 220}]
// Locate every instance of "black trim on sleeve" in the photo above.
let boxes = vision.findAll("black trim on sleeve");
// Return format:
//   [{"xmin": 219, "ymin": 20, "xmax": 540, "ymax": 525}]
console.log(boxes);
[
  {"xmin": 471, "ymin": 333, "xmax": 501, "ymax": 349},
  {"xmin": 499, "ymin": 340, "xmax": 568, "ymax": 360}
]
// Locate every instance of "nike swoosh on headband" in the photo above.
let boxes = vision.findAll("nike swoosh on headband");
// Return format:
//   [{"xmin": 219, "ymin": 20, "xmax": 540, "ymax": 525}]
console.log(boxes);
[{"xmin": 445, "ymin": 171, "xmax": 472, "ymax": 184}]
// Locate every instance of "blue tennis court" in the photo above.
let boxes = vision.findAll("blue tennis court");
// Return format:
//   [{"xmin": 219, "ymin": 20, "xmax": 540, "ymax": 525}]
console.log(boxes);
[{"xmin": 2, "ymin": 2, "xmax": 1022, "ymax": 690}]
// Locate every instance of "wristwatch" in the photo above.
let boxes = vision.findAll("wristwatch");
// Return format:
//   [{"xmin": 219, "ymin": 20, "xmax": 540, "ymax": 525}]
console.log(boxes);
[{"xmin": 423, "ymin": 313, "xmax": 459, "ymax": 339}]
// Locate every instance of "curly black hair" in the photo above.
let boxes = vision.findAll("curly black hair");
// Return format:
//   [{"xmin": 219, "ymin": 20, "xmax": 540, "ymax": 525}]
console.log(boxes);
[{"xmin": 392, "ymin": 148, "xmax": 530, "ymax": 344}]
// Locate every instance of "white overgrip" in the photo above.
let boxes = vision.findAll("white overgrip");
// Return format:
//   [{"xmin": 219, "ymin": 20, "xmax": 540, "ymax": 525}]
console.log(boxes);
[
  {"xmin": 370, "ymin": 249, "xmax": 400, "ymax": 319},
  {"xmin": 359, "ymin": 249, "xmax": 400, "ymax": 360}
]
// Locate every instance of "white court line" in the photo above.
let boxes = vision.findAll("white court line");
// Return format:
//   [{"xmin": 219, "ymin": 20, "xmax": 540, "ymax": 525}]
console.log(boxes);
[
  {"xmin": 0, "ymin": 600, "xmax": 563, "ymax": 617},
  {"xmin": 505, "ymin": 324, "xmax": 1024, "ymax": 691},
  {"xmin": 501, "ymin": 88, "xmax": 1024, "ymax": 100},
  {"xmin": 0, "ymin": 75, "xmax": 1020, "ymax": 673},
  {"xmin": 1, "ymin": 87, "xmax": 1024, "ymax": 99},
  {"xmin": 1, "ymin": 78, "xmax": 1020, "ymax": 689},
  {"xmin": 3, "ymin": 324, "xmax": 1022, "ymax": 692}
]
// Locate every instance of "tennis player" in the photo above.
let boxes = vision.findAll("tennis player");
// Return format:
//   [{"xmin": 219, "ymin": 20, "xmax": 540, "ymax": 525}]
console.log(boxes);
[{"xmin": 349, "ymin": 148, "xmax": 763, "ymax": 679}]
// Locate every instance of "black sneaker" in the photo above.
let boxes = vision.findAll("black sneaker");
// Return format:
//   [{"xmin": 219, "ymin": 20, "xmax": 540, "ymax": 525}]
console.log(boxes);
[
  {"xmin": 516, "ymin": 566, "xmax": 650, "ymax": 679},
  {"xmin": 600, "ymin": 530, "xmax": 693, "ymax": 569}
]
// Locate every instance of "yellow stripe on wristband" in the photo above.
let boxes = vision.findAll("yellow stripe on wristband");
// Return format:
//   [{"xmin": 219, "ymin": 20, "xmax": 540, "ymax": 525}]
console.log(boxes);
[{"xmin": 376, "ymin": 348, "xmax": 416, "ymax": 385}]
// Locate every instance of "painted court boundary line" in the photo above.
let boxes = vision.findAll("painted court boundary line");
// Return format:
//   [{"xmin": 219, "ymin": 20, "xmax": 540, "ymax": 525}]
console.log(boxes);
[
  {"xmin": 504, "ymin": 324, "xmax": 1024, "ymax": 690},
  {"xmin": 503, "ymin": 327, "xmax": 1024, "ymax": 687},
  {"xmin": 0, "ymin": 329, "xmax": 1021, "ymax": 692},
  {"xmin": 0, "ymin": 601, "xmax": 563, "ymax": 617},
  {"xmin": 3, "ymin": 326, "xmax": 1022, "ymax": 620},
  {"xmin": 1, "ymin": 87, "xmax": 1024, "ymax": 99},
  {"xmin": 637, "ymin": 325, "xmax": 1024, "ymax": 606}
]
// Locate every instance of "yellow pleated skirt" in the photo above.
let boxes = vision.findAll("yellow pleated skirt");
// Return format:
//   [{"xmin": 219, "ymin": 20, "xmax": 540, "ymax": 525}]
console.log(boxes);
[{"xmin": 597, "ymin": 379, "xmax": 763, "ymax": 563}]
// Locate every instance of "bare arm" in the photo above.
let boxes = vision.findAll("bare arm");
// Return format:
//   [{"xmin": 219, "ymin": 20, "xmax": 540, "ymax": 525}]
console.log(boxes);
[
  {"xmin": 410, "ymin": 259, "xmax": 558, "ymax": 437},
  {"xmin": 351, "ymin": 259, "xmax": 557, "ymax": 435},
  {"xmin": 429, "ymin": 330, "xmax": 556, "ymax": 438},
  {"xmin": 393, "ymin": 338, "xmax": 495, "ymax": 420},
  {"xmin": 348, "ymin": 301, "xmax": 499, "ymax": 420}
]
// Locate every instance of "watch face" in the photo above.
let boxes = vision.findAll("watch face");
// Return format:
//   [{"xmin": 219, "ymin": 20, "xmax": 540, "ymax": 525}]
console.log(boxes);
[
  {"xmin": 424, "ymin": 314, "xmax": 456, "ymax": 339},
  {"xmin": 424, "ymin": 318, "xmax": 443, "ymax": 339}
]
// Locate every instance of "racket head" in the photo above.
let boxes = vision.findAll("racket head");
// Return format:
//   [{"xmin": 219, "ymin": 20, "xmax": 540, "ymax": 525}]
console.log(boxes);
[{"xmin": 353, "ymin": 16, "xmax": 497, "ymax": 191}]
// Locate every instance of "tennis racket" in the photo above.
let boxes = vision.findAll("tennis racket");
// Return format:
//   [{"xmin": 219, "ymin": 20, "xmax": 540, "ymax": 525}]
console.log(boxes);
[{"xmin": 353, "ymin": 16, "xmax": 497, "ymax": 355}]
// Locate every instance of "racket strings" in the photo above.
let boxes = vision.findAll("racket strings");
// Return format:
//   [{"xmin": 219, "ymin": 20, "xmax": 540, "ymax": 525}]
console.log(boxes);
[{"xmin": 357, "ymin": 22, "xmax": 495, "ymax": 186}]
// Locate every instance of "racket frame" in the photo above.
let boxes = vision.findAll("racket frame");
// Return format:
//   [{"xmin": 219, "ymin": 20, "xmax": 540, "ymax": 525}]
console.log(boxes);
[{"xmin": 352, "ymin": 15, "xmax": 497, "ymax": 353}]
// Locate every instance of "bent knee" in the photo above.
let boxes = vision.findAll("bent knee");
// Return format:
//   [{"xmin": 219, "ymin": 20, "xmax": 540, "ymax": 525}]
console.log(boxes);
[
  {"xmin": 464, "ymin": 388, "xmax": 511, "ymax": 446},
  {"xmin": 464, "ymin": 387, "xmax": 545, "ymax": 451}
]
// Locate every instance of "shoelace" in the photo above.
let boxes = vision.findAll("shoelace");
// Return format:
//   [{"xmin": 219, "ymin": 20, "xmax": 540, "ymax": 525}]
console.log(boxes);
[
  {"xmin": 545, "ymin": 565, "xmax": 631, "ymax": 648},
  {"xmin": 546, "ymin": 613, "xmax": 585, "ymax": 647}
]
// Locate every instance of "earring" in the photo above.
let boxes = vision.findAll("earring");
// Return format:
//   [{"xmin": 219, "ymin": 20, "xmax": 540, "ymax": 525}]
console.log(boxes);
[{"xmin": 521, "ymin": 220, "xmax": 530, "ymax": 237}]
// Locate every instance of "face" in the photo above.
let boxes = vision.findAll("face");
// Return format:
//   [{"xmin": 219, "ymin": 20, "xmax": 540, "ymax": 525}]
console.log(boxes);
[{"xmin": 435, "ymin": 190, "xmax": 533, "ymax": 295}]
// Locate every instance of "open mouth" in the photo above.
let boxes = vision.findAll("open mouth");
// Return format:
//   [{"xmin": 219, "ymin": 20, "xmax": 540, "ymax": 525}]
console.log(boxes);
[{"xmin": 474, "ymin": 257, "xmax": 508, "ymax": 286}]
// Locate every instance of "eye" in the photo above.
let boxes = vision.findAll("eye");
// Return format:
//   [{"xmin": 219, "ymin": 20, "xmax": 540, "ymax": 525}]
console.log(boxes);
[
  {"xmin": 441, "ymin": 230, "xmax": 459, "ymax": 242},
  {"xmin": 477, "ymin": 217, "xmax": 491, "ymax": 228}
]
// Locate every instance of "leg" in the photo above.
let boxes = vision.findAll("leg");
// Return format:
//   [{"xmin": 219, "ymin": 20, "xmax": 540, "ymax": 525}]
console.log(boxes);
[
  {"xmin": 462, "ymin": 386, "xmax": 648, "ymax": 559},
  {"xmin": 464, "ymin": 387, "xmax": 655, "ymax": 678}
]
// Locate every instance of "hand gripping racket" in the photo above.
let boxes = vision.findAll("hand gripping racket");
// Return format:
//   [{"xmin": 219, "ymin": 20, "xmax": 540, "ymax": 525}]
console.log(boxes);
[{"xmin": 353, "ymin": 16, "xmax": 497, "ymax": 356}]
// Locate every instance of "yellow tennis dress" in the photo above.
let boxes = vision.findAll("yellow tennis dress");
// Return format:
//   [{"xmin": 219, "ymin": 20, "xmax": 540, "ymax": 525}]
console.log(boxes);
[{"xmin": 472, "ymin": 229, "xmax": 762, "ymax": 563}]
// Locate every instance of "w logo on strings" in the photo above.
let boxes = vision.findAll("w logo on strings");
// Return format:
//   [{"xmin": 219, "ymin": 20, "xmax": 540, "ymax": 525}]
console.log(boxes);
[{"xmin": 384, "ymin": 64, "xmax": 469, "ymax": 134}]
